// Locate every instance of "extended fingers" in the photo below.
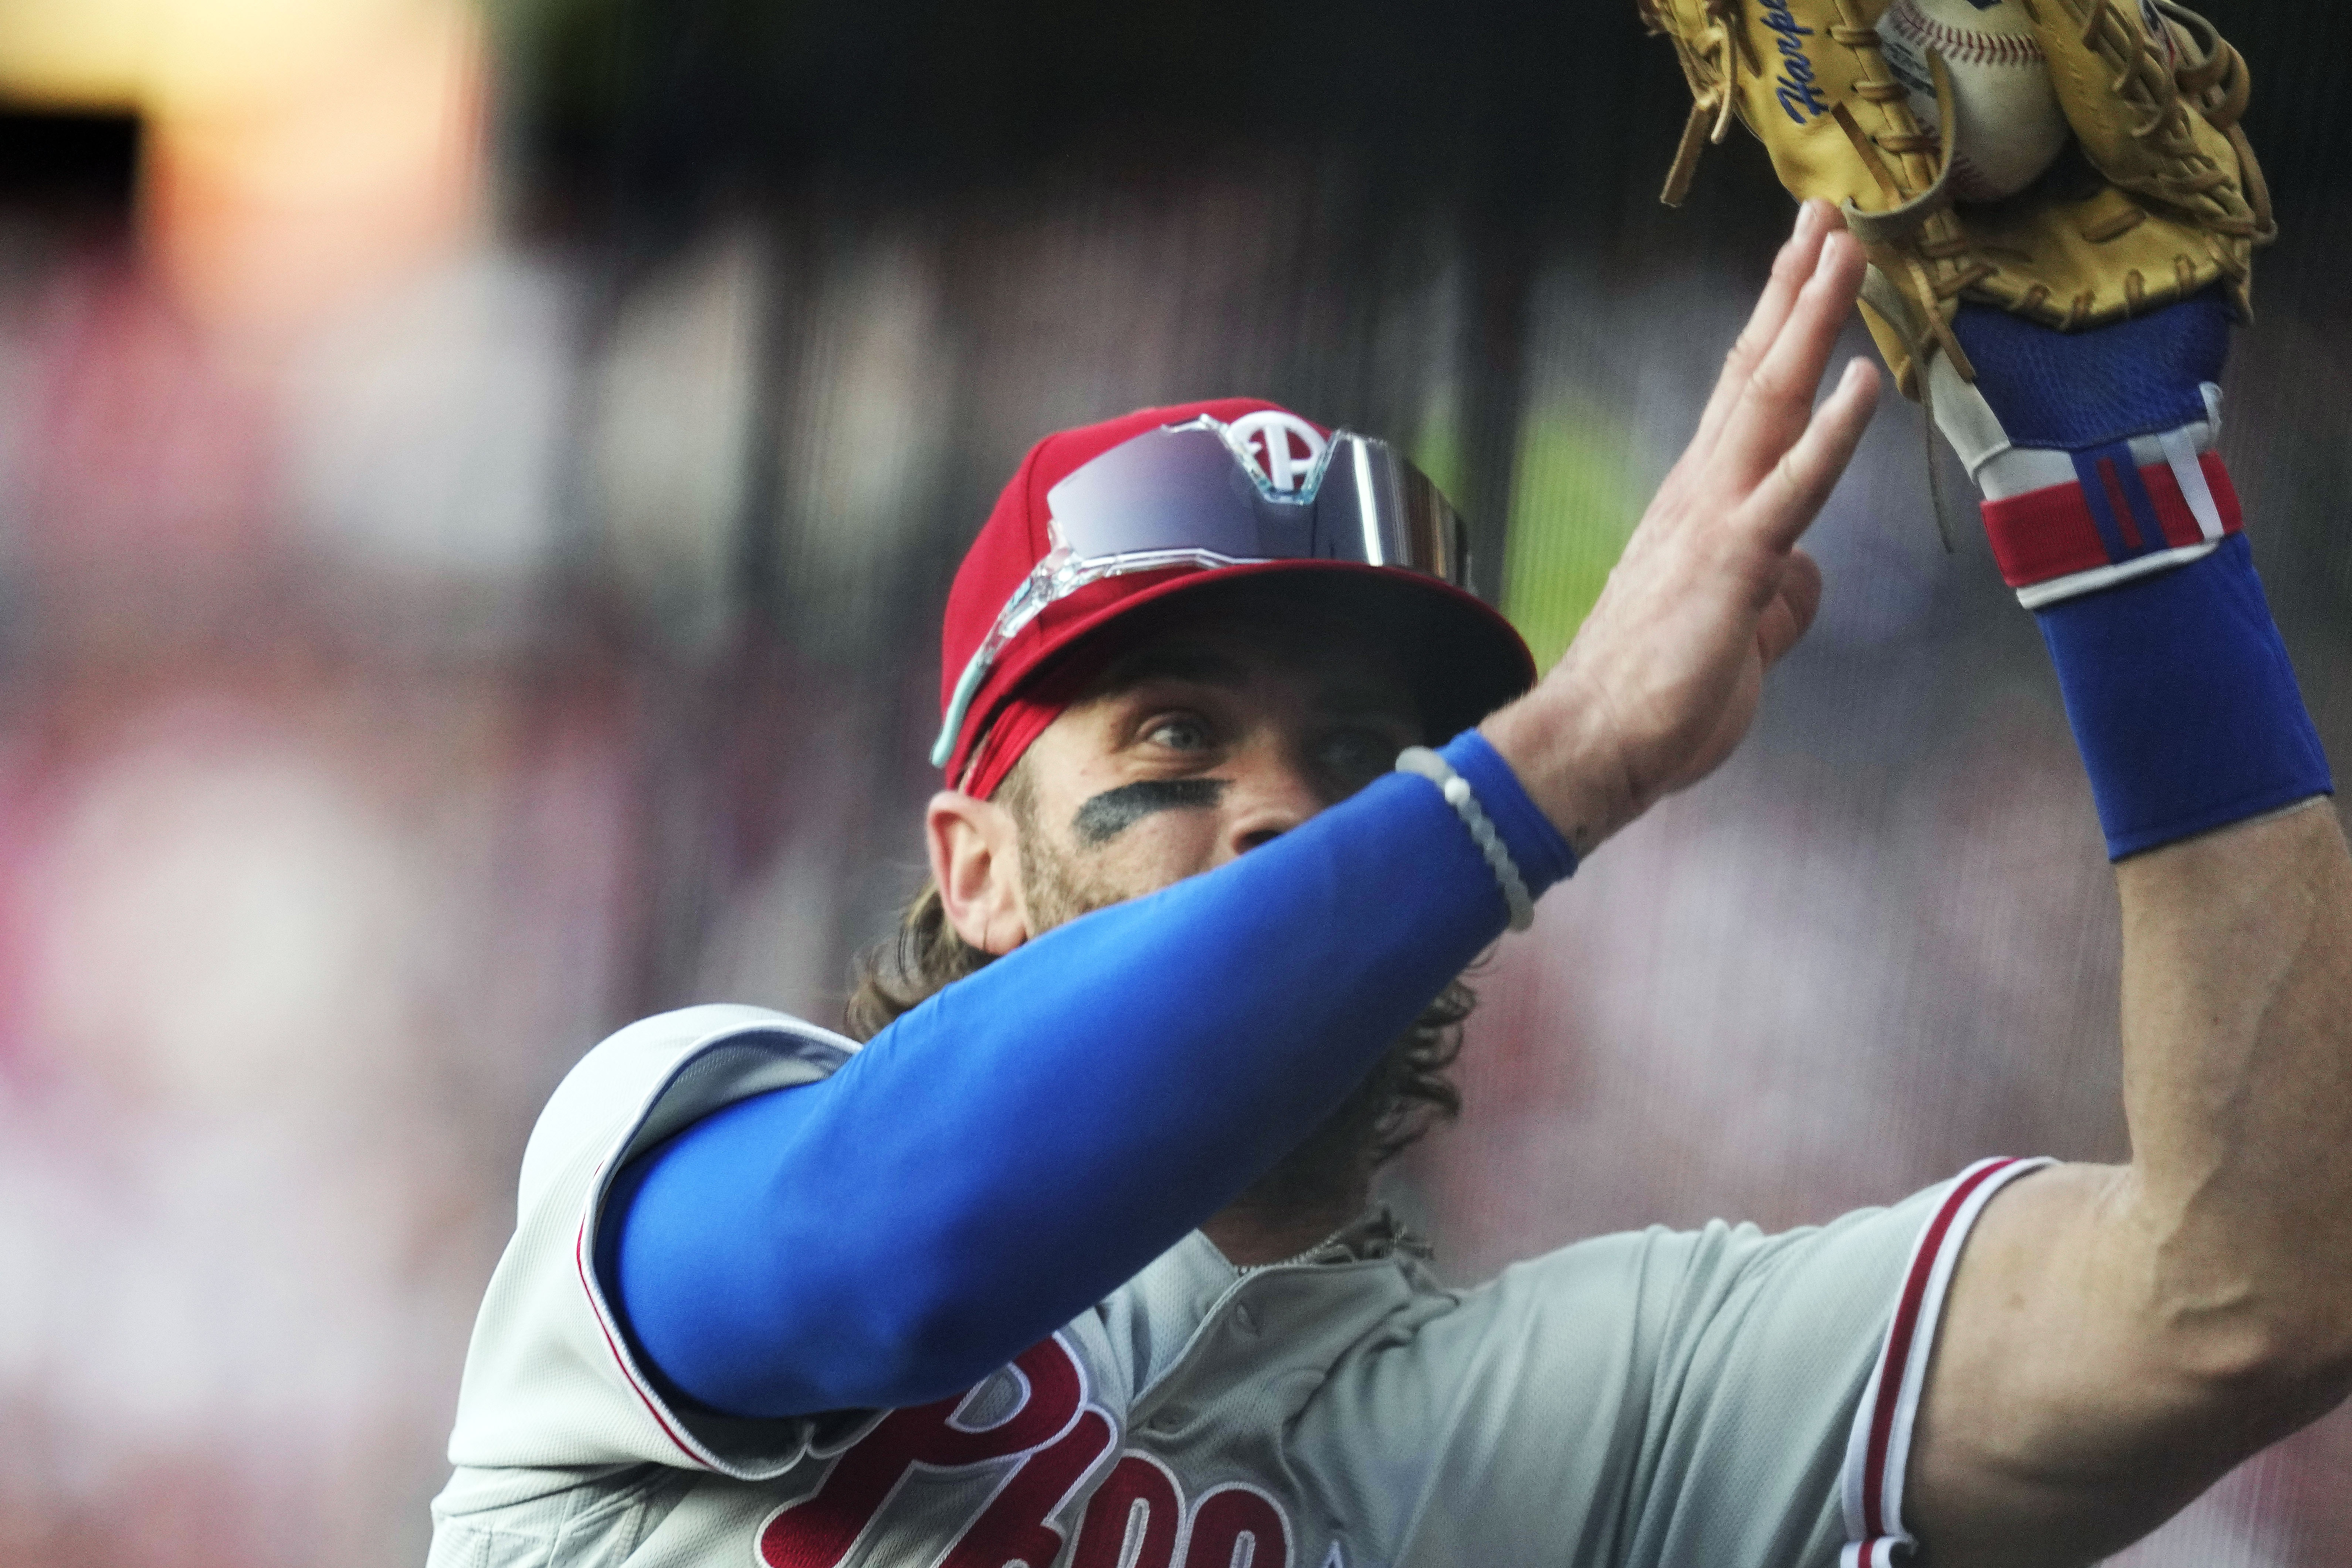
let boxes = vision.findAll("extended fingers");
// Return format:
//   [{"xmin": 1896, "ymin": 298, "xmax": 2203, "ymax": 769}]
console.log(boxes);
[
  {"xmin": 1690, "ymin": 201, "xmax": 1833, "ymax": 462},
  {"xmin": 1714, "ymin": 229, "xmax": 1868, "ymax": 493},
  {"xmin": 1744, "ymin": 354, "xmax": 1880, "ymax": 555}
]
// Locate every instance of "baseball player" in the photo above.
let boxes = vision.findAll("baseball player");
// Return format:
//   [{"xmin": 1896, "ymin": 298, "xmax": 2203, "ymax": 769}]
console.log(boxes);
[{"xmin": 430, "ymin": 5, "xmax": 2351, "ymax": 1565}]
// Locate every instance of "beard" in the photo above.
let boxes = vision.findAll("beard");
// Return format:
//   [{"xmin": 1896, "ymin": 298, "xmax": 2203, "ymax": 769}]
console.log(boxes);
[
  {"xmin": 1013, "ymin": 814, "xmax": 1133, "ymax": 937},
  {"xmin": 1017, "ymin": 819, "xmax": 1457, "ymax": 1226}
]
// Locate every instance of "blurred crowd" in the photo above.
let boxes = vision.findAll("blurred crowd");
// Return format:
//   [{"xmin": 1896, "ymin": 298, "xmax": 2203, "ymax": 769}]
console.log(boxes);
[{"xmin": 0, "ymin": 0, "xmax": 2346, "ymax": 1564}]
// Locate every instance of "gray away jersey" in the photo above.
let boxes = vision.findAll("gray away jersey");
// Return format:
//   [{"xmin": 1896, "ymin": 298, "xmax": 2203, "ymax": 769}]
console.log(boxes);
[{"xmin": 430, "ymin": 1005, "xmax": 2047, "ymax": 1568}]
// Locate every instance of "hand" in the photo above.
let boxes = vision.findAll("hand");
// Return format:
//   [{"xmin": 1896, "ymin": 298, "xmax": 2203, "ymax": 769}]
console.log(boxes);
[{"xmin": 1484, "ymin": 201, "xmax": 1879, "ymax": 854}]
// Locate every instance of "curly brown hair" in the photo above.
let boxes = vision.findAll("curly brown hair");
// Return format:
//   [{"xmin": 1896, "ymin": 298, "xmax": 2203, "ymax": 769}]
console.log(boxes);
[{"xmin": 843, "ymin": 762, "xmax": 1475, "ymax": 1170}]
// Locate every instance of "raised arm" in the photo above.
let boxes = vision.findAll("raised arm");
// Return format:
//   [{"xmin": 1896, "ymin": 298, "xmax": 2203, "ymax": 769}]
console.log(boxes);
[
  {"xmin": 1497, "ymin": 175, "xmax": 2352, "ymax": 1559},
  {"xmin": 1894, "ymin": 288, "xmax": 2351, "ymax": 1564}
]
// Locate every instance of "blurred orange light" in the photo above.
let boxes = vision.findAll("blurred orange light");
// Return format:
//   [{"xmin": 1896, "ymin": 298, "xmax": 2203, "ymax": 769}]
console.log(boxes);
[{"xmin": 0, "ymin": 0, "xmax": 487, "ymax": 335}]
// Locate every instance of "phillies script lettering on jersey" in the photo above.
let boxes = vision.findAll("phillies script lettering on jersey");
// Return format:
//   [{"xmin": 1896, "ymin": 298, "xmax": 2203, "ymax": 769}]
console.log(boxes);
[{"xmin": 756, "ymin": 1336, "xmax": 1300, "ymax": 1568}]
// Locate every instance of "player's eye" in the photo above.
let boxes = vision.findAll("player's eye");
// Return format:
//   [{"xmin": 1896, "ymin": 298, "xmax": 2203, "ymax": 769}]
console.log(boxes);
[
  {"xmin": 1319, "ymin": 727, "xmax": 1399, "ymax": 790},
  {"xmin": 1143, "ymin": 714, "xmax": 1214, "ymax": 753}
]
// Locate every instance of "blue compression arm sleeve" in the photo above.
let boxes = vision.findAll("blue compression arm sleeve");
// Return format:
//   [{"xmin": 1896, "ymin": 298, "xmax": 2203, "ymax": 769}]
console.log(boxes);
[
  {"xmin": 2036, "ymin": 536, "xmax": 2330, "ymax": 858},
  {"xmin": 599, "ymin": 731, "xmax": 1573, "ymax": 1419}
]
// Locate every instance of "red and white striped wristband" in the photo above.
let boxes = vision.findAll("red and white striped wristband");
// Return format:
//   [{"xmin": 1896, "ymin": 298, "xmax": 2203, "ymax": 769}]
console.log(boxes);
[
  {"xmin": 1981, "ymin": 441, "xmax": 2242, "ymax": 609},
  {"xmin": 1924, "ymin": 357, "xmax": 2239, "ymax": 609}
]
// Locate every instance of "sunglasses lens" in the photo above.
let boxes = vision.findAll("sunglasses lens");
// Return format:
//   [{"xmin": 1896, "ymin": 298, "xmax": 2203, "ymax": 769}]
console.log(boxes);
[
  {"xmin": 1043, "ymin": 421, "xmax": 1464, "ymax": 580},
  {"xmin": 1308, "ymin": 437, "xmax": 1466, "ymax": 579},
  {"xmin": 1045, "ymin": 426, "xmax": 1268, "ymax": 563}
]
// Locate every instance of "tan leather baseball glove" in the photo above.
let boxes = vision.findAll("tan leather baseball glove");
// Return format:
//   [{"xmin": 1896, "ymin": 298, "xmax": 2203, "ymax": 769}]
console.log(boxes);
[{"xmin": 1637, "ymin": 0, "xmax": 2273, "ymax": 404}]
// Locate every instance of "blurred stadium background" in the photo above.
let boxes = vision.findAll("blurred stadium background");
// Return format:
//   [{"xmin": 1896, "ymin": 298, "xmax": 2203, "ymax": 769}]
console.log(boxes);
[{"xmin": 0, "ymin": 0, "xmax": 2346, "ymax": 1562}]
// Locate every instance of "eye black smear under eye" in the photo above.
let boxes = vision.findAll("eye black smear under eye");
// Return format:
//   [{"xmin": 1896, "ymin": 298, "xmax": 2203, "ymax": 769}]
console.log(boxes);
[{"xmin": 1072, "ymin": 779, "xmax": 1229, "ymax": 846}]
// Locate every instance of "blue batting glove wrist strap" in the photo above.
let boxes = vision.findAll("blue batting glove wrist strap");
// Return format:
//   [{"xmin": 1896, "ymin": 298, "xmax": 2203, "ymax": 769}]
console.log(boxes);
[
  {"xmin": 1944, "ymin": 295, "xmax": 2241, "ymax": 610},
  {"xmin": 1952, "ymin": 293, "xmax": 2231, "ymax": 450},
  {"xmin": 2037, "ymin": 535, "xmax": 2331, "ymax": 860}
]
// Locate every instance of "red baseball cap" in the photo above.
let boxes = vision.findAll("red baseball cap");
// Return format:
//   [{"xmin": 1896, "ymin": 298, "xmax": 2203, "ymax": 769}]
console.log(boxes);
[{"xmin": 937, "ymin": 396, "xmax": 1536, "ymax": 799}]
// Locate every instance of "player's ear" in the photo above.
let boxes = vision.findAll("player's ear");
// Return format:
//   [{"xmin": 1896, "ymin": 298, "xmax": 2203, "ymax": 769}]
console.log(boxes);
[{"xmin": 926, "ymin": 790, "xmax": 1031, "ymax": 955}]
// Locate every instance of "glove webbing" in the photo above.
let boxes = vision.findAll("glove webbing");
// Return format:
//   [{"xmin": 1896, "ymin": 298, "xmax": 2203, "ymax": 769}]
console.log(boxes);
[{"xmin": 2061, "ymin": 0, "xmax": 2271, "ymax": 248}]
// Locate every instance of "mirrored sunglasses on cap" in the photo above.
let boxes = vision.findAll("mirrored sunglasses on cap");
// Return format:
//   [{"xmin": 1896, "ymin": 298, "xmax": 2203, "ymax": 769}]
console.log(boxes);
[{"xmin": 932, "ymin": 412, "xmax": 1475, "ymax": 767}]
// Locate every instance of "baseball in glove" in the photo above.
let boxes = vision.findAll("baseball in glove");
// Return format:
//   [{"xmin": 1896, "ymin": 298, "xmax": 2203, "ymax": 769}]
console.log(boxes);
[{"xmin": 1637, "ymin": 0, "xmax": 2273, "ymax": 421}]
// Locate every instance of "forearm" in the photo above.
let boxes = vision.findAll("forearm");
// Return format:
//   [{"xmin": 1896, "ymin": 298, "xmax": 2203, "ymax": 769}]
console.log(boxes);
[
  {"xmin": 1941, "ymin": 293, "xmax": 2348, "ymax": 1350},
  {"xmin": 2115, "ymin": 801, "xmax": 2352, "ymax": 1392},
  {"xmin": 2026, "ymin": 460, "xmax": 2352, "ymax": 1384},
  {"xmin": 604, "ymin": 731, "xmax": 1569, "ymax": 1418}
]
